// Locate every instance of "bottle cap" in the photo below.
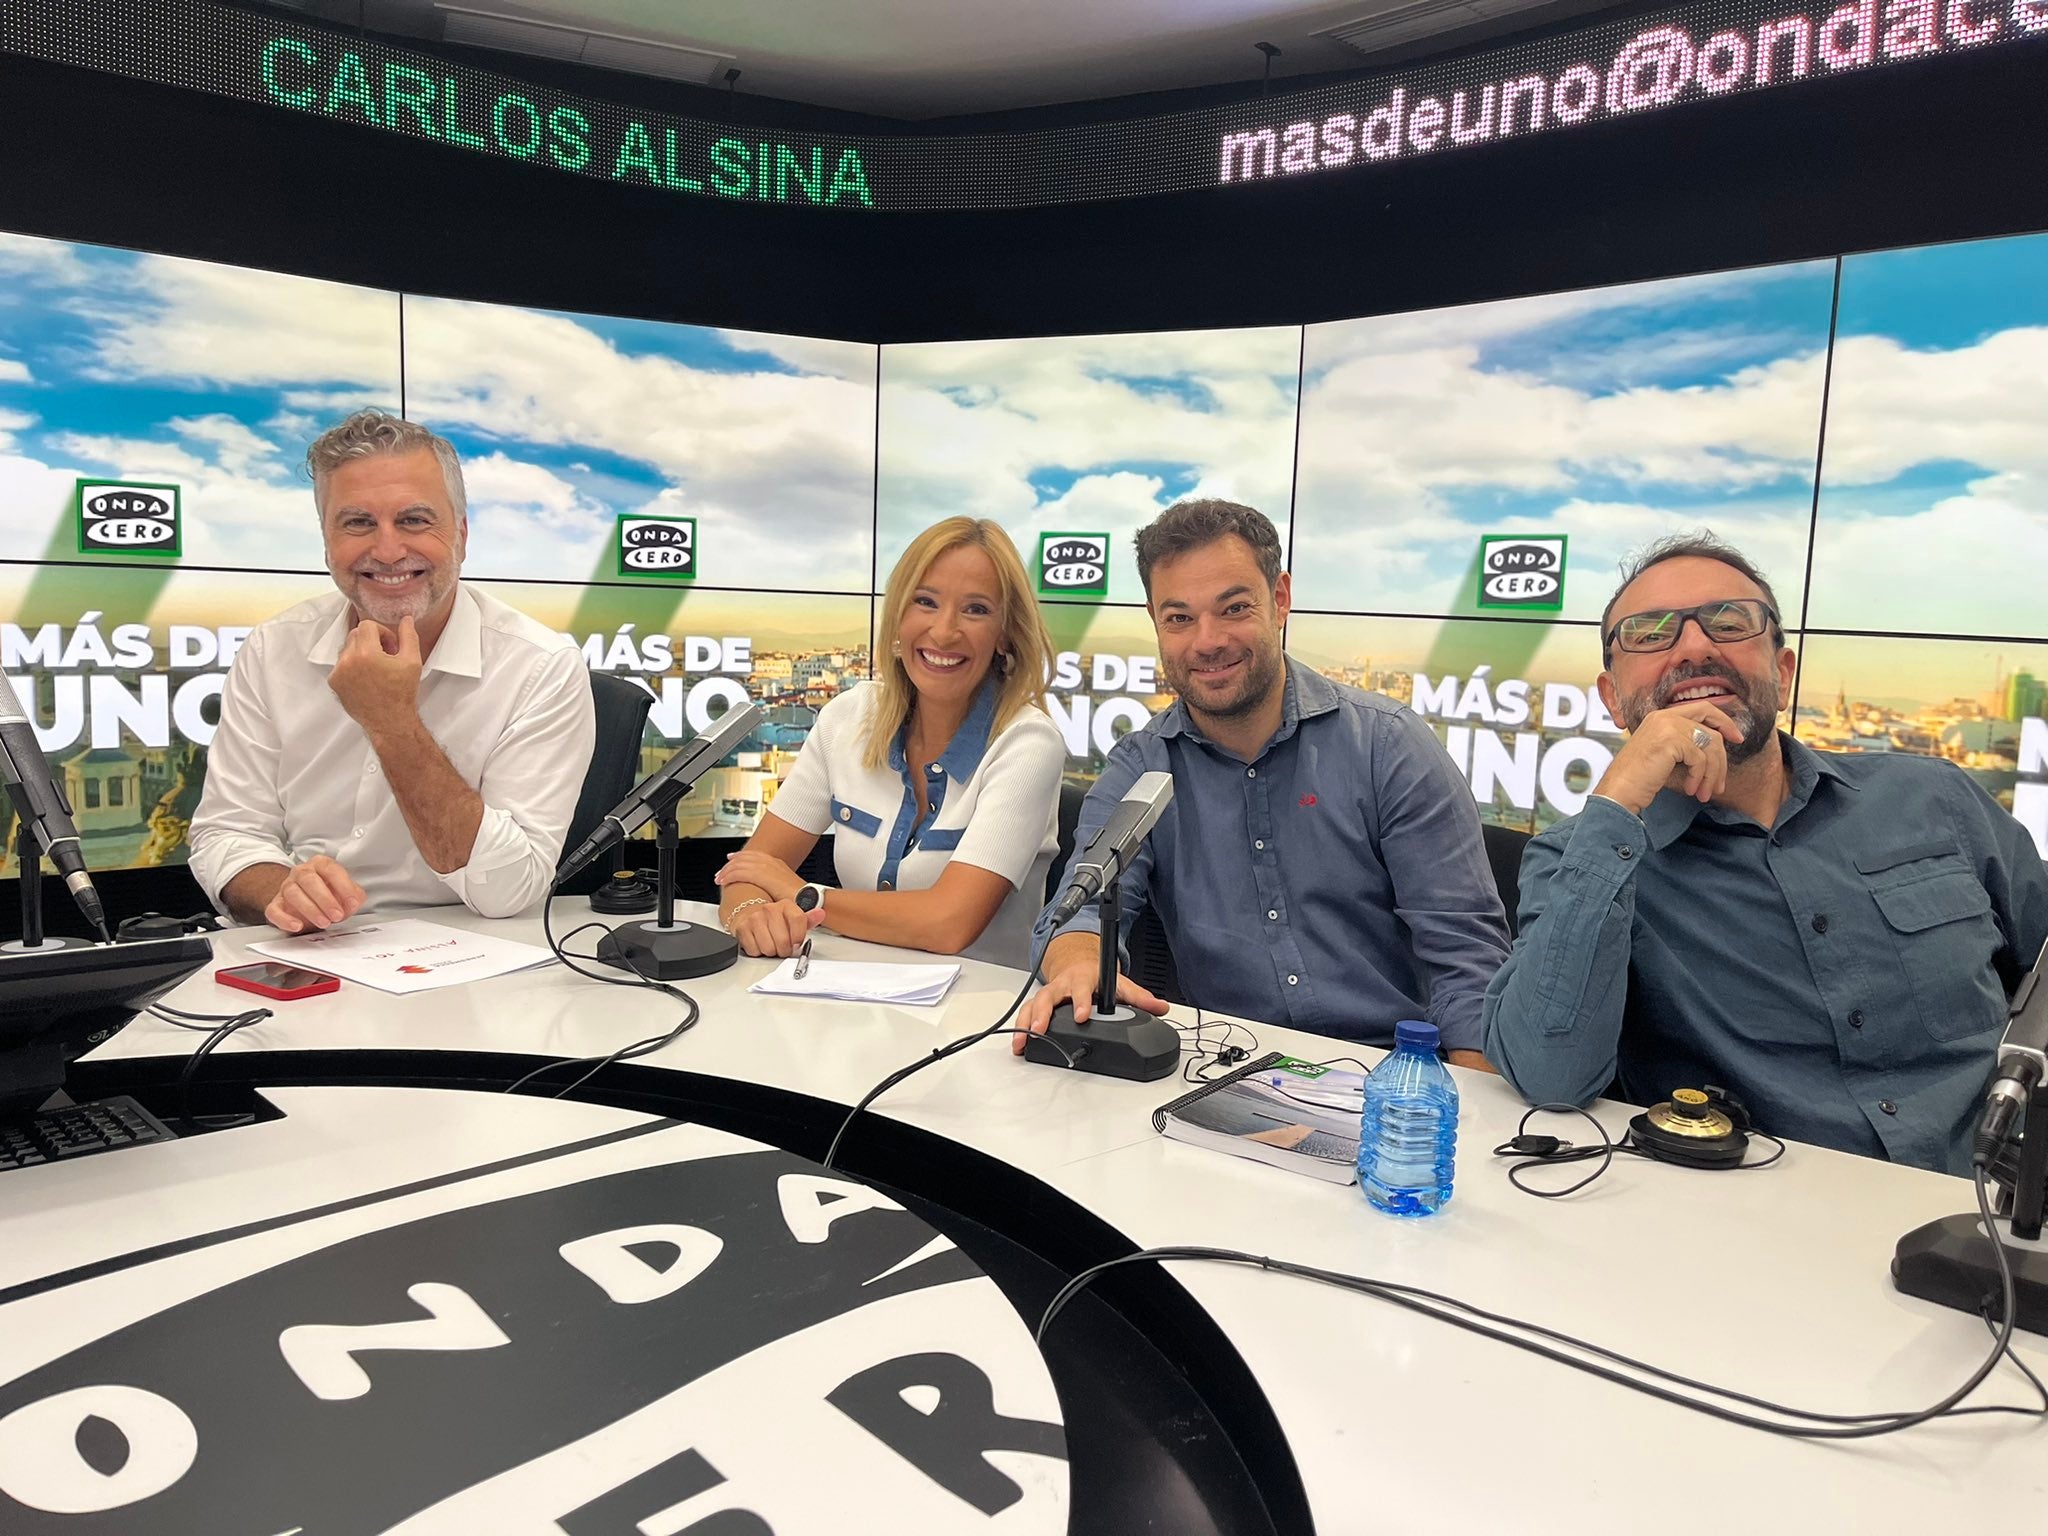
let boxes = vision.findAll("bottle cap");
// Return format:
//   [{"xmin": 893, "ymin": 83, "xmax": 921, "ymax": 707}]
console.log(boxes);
[{"xmin": 1393, "ymin": 1019, "xmax": 1439, "ymax": 1049}]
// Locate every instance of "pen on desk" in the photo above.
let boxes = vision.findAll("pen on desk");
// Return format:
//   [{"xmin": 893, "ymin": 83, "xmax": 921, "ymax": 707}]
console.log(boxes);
[{"xmin": 793, "ymin": 937, "xmax": 813, "ymax": 979}]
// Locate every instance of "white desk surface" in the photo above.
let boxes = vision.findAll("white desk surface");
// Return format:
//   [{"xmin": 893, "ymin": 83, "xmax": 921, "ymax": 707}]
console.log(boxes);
[{"xmin": 65, "ymin": 901, "xmax": 2048, "ymax": 1531}]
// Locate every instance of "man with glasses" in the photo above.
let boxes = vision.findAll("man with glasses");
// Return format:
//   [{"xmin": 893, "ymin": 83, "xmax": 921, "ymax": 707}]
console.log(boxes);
[{"xmin": 1482, "ymin": 532, "xmax": 2048, "ymax": 1174}]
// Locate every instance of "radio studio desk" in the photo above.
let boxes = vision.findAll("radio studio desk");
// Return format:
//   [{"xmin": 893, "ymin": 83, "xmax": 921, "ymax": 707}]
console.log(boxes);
[{"xmin": 2, "ymin": 901, "xmax": 2042, "ymax": 1534}]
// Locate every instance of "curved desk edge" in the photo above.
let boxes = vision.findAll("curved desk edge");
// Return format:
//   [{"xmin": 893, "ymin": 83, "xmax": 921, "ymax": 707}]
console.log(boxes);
[{"xmin": 71, "ymin": 1044, "xmax": 1316, "ymax": 1536}]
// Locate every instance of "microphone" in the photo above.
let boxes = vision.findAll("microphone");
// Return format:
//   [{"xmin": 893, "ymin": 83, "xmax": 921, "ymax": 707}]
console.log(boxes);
[
  {"xmin": 0, "ymin": 672, "xmax": 110, "ymax": 940},
  {"xmin": 1048, "ymin": 770, "xmax": 1175, "ymax": 926},
  {"xmin": 1975, "ymin": 935, "xmax": 2048, "ymax": 1167},
  {"xmin": 555, "ymin": 698, "xmax": 765, "ymax": 886}
]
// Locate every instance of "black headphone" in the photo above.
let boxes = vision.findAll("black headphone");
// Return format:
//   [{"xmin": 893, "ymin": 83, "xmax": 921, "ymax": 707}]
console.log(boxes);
[
  {"xmin": 115, "ymin": 911, "xmax": 223, "ymax": 941},
  {"xmin": 1494, "ymin": 1087, "xmax": 1784, "ymax": 1198},
  {"xmin": 1625, "ymin": 1085, "xmax": 1755, "ymax": 1169}
]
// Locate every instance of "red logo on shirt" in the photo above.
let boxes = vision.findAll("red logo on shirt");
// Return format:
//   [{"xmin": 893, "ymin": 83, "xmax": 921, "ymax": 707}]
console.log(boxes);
[{"xmin": 1299, "ymin": 793, "xmax": 1318, "ymax": 807}]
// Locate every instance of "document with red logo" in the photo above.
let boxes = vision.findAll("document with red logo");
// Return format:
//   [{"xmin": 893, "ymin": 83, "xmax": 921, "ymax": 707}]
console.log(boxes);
[{"xmin": 249, "ymin": 919, "xmax": 554, "ymax": 995}]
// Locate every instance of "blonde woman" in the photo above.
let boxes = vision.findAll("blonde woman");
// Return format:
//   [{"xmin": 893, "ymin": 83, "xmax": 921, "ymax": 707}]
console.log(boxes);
[{"xmin": 715, "ymin": 518, "xmax": 1063, "ymax": 967}]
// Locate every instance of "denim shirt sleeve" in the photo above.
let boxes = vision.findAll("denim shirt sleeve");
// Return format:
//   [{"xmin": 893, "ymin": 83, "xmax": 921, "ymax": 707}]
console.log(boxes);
[
  {"xmin": 1031, "ymin": 735, "xmax": 1153, "ymax": 969},
  {"xmin": 1955, "ymin": 768, "xmax": 2048, "ymax": 981},
  {"xmin": 1483, "ymin": 794, "xmax": 1648, "ymax": 1105},
  {"xmin": 1370, "ymin": 707, "xmax": 1512, "ymax": 1053}
]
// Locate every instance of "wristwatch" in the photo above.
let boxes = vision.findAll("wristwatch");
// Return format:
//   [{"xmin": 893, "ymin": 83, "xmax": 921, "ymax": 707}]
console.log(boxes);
[{"xmin": 793, "ymin": 883, "xmax": 828, "ymax": 918}]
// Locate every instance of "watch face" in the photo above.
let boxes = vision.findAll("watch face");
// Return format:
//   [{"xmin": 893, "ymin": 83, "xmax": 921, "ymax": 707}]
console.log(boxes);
[{"xmin": 794, "ymin": 885, "xmax": 822, "ymax": 912}]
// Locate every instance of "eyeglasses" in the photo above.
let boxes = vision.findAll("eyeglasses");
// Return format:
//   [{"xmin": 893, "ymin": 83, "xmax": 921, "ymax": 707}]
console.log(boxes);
[{"xmin": 1605, "ymin": 599, "xmax": 1778, "ymax": 657}]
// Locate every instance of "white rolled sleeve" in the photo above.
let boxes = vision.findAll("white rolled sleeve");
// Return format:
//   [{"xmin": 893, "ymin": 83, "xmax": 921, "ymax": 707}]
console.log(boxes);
[
  {"xmin": 186, "ymin": 587, "xmax": 596, "ymax": 922},
  {"xmin": 432, "ymin": 644, "xmax": 596, "ymax": 918}
]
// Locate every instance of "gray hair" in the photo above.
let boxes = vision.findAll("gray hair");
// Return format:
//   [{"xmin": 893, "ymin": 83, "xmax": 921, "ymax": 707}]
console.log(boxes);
[
  {"xmin": 1602, "ymin": 530, "xmax": 1785, "ymax": 667},
  {"xmin": 1134, "ymin": 498, "xmax": 1284, "ymax": 599},
  {"xmin": 305, "ymin": 410, "xmax": 466, "ymax": 522}
]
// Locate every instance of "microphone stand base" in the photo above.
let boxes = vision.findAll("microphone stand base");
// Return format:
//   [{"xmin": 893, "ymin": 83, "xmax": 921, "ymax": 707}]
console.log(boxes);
[
  {"xmin": 1025, "ymin": 1002, "xmax": 1180, "ymax": 1082},
  {"xmin": 596, "ymin": 920, "xmax": 739, "ymax": 982},
  {"xmin": 0, "ymin": 935, "xmax": 95, "ymax": 955},
  {"xmin": 1892, "ymin": 1212, "xmax": 2048, "ymax": 1336}
]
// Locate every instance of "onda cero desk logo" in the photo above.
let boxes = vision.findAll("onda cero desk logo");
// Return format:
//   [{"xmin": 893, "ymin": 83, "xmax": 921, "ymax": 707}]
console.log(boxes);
[
  {"xmin": 1037, "ymin": 532, "xmax": 1109, "ymax": 597},
  {"xmin": 77, "ymin": 480, "xmax": 181, "ymax": 557},
  {"xmin": 1477, "ymin": 534, "xmax": 1566, "ymax": 611},
  {"xmin": 618, "ymin": 514, "xmax": 697, "ymax": 579}
]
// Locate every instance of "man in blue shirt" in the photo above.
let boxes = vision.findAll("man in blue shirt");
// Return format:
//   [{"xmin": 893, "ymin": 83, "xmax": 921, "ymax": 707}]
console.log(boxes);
[
  {"xmin": 1016, "ymin": 500, "xmax": 1509, "ymax": 1065},
  {"xmin": 1483, "ymin": 533, "xmax": 2048, "ymax": 1174}
]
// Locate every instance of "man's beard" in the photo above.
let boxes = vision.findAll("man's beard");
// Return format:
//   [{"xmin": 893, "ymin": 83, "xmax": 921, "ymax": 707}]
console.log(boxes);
[
  {"xmin": 1166, "ymin": 637, "xmax": 1285, "ymax": 723},
  {"xmin": 1620, "ymin": 662, "xmax": 1780, "ymax": 763},
  {"xmin": 339, "ymin": 563, "xmax": 451, "ymax": 627}
]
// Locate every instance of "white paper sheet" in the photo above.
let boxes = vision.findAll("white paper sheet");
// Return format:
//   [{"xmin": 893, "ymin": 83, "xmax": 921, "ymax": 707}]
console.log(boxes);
[
  {"xmin": 248, "ymin": 918, "xmax": 554, "ymax": 995},
  {"xmin": 747, "ymin": 957, "xmax": 960, "ymax": 1006}
]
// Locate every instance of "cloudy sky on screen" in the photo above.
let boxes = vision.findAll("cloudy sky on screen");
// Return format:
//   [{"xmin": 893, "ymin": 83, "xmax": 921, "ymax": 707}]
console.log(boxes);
[
  {"xmin": 0, "ymin": 232, "xmax": 877, "ymax": 591},
  {"xmin": 1807, "ymin": 232, "xmax": 2048, "ymax": 639},
  {"xmin": 1291, "ymin": 260, "xmax": 1837, "ymax": 624},
  {"xmin": 876, "ymin": 326, "xmax": 1303, "ymax": 608},
  {"xmin": 1, "ymin": 227, "xmax": 2043, "ymax": 641}
]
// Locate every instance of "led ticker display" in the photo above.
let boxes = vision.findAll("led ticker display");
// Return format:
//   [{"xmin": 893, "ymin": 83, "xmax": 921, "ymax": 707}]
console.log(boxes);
[
  {"xmin": 2, "ymin": 0, "xmax": 2042, "ymax": 212},
  {"xmin": 1218, "ymin": 0, "xmax": 2043, "ymax": 184}
]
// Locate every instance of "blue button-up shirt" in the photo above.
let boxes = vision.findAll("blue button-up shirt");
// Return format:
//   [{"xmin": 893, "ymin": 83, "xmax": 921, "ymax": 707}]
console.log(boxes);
[
  {"xmin": 1483, "ymin": 735, "xmax": 2048, "ymax": 1174},
  {"xmin": 1033, "ymin": 659, "xmax": 1510, "ymax": 1050}
]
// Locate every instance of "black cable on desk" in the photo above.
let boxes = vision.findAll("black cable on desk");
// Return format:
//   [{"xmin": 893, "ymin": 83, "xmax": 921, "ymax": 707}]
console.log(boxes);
[
  {"xmin": 1493, "ymin": 1102, "xmax": 1787, "ymax": 1199},
  {"xmin": 148, "ymin": 1002, "xmax": 274, "ymax": 1130},
  {"xmin": 820, "ymin": 963, "xmax": 1068, "ymax": 1172},
  {"xmin": 1174, "ymin": 1006, "xmax": 1261, "ymax": 1083},
  {"xmin": 503, "ymin": 888, "xmax": 702, "ymax": 1098},
  {"xmin": 1036, "ymin": 1172, "xmax": 2042, "ymax": 1440}
]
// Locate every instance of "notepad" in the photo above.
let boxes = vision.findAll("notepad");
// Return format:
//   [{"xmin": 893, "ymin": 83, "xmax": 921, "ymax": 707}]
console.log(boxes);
[{"xmin": 748, "ymin": 958, "xmax": 960, "ymax": 1006}]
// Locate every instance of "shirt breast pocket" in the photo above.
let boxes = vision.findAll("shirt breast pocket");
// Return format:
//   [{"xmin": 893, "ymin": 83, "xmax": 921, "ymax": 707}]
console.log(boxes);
[
  {"xmin": 1860, "ymin": 844, "xmax": 2002, "ymax": 1042},
  {"xmin": 829, "ymin": 798, "xmax": 883, "ymax": 839}
]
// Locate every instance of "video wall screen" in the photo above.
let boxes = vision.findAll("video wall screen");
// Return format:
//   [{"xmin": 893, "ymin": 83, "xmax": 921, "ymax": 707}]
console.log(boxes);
[
  {"xmin": 404, "ymin": 296, "xmax": 877, "ymax": 593},
  {"xmin": 0, "ymin": 233, "xmax": 399, "ymax": 574},
  {"xmin": 876, "ymin": 326, "xmax": 1302, "ymax": 607},
  {"xmin": 1291, "ymin": 261, "xmax": 1835, "ymax": 626},
  {"xmin": 3, "ymin": 224, "xmax": 2045, "ymax": 876},
  {"xmin": 1805, "ymin": 231, "xmax": 2048, "ymax": 639}
]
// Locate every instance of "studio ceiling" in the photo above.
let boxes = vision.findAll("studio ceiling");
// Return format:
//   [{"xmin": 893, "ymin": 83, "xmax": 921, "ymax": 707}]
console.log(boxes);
[{"xmin": 319, "ymin": 0, "xmax": 1596, "ymax": 118}]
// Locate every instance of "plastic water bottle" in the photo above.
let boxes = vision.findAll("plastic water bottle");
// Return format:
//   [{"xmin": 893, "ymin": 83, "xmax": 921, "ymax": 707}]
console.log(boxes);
[{"xmin": 1357, "ymin": 1019, "xmax": 1459, "ymax": 1216}]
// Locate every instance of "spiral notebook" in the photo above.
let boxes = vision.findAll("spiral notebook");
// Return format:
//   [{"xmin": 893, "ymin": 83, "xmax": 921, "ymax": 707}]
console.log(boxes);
[{"xmin": 1152, "ymin": 1053, "xmax": 1368, "ymax": 1185}]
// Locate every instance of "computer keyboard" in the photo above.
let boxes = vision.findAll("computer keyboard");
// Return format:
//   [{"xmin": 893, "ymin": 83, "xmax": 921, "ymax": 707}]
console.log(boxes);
[{"xmin": 0, "ymin": 1097, "xmax": 176, "ymax": 1172}]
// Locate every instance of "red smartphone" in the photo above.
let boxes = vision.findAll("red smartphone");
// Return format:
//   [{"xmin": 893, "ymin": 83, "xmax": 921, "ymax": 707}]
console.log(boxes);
[{"xmin": 216, "ymin": 961, "xmax": 341, "ymax": 1001}]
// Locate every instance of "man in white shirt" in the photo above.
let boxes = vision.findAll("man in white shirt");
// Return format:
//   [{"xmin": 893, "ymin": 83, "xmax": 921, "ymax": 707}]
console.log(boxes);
[{"xmin": 189, "ymin": 411, "xmax": 595, "ymax": 932}]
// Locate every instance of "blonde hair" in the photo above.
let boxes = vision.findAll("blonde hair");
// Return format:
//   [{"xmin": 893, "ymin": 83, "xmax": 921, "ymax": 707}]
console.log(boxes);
[{"xmin": 866, "ymin": 518, "xmax": 1052, "ymax": 770}]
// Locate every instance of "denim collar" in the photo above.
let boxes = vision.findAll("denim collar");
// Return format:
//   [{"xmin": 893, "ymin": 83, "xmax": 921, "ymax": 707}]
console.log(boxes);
[
  {"xmin": 1642, "ymin": 732, "xmax": 1849, "ymax": 849},
  {"xmin": 888, "ymin": 671, "xmax": 1000, "ymax": 785}
]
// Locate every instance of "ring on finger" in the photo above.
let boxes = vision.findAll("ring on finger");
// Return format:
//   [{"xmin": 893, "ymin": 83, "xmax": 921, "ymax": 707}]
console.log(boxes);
[{"xmin": 1691, "ymin": 726, "xmax": 1713, "ymax": 750}]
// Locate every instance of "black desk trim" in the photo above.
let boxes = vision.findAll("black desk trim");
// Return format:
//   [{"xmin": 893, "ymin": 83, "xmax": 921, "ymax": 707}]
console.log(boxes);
[{"xmin": 0, "ymin": 1118, "xmax": 679, "ymax": 1309}]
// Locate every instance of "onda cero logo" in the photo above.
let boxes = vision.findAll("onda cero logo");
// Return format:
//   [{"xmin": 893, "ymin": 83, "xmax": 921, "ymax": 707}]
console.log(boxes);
[
  {"xmin": 618, "ymin": 515, "xmax": 697, "ymax": 579},
  {"xmin": 77, "ymin": 480, "xmax": 181, "ymax": 558},
  {"xmin": 1037, "ymin": 532, "xmax": 1109, "ymax": 597},
  {"xmin": 1476, "ymin": 534, "xmax": 1566, "ymax": 612}
]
